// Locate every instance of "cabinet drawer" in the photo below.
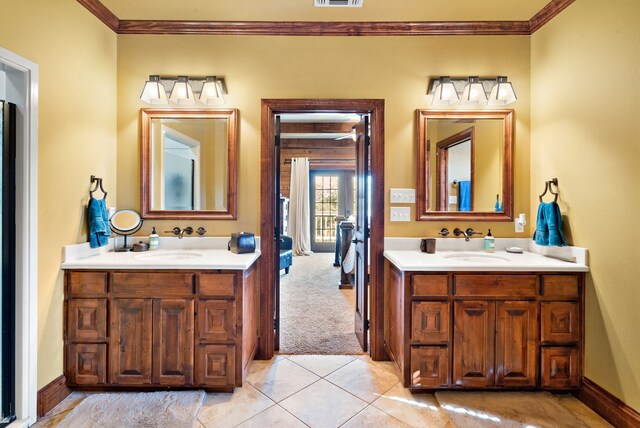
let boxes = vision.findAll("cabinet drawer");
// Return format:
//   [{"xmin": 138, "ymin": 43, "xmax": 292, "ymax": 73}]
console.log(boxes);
[
  {"xmin": 197, "ymin": 300, "xmax": 237, "ymax": 342},
  {"xmin": 411, "ymin": 302, "xmax": 450, "ymax": 343},
  {"xmin": 67, "ymin": 299, "xmax": 107, "ymax": 342},
  {"xmin": 112, "ymin": 272, "xmax": 194, "ymax": 296},
  {"xmin": 198, "ymin": 274, "xmax": 237, "ymax": 298},
  {"xmin": 541, "ymin": 275, "xmax": 579, "ymax": 300},
  {"xmin": 410, "ymin": 346, "xmax": 449, "ymax": 387},
  {"xmin": 67, "ymin": 271, "xmax": 108, "ymax": 296},
  {"xmin": 541, "ymin": 302, "xmax": 579, "ymax": 343},
  {"xmin": 454, "ymin": 275, "xmax": 536, "ymax": 298},
  {"xmin": 412, "ymin": 275, "xmax": 448, "ymax": 297},
  {"xmin": 541, "ymin": 347, "xmax": 579, "ymax": 388},
  {"xmin": 66, "ymin": 343, "xmax": 107, "ymax": 385},
  {"xmin": 195, "ymin": 344, "xmax": 236, "ymax": 387}
]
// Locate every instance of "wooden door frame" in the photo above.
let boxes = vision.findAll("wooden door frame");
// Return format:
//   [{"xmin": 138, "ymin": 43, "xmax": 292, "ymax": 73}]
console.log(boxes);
[
  {"xmin": 259, "ymin": 99, "xmax": 385, "ymax": 360},
  {"xmin": 435, "ymin": 127, "xmax": 475, "ymax": 211}
]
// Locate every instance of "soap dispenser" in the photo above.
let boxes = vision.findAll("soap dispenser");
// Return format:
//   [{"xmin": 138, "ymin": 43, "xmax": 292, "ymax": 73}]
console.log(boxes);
[
  {"xmin": 484, "ymin": 229, "xmax": 495, "ymax": 253},
  {"xmin": 149, "ymin": 227, "xmax": 160, "ymax": 250}
]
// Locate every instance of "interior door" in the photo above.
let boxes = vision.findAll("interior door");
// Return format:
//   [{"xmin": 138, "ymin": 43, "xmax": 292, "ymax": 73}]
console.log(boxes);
[
  {"xmin": 354, "ymin": 115, "xmax": 370, "ymax": 351},
  {"xmin": 273, "ymin": 115, "xmax": 281, "ymax": 351}
]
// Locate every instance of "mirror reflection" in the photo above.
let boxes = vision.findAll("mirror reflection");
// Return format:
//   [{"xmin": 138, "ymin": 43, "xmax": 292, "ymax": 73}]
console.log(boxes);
[
  {"xmin": 141, "ymin": 109, "xmax": 237, "ymax": 220},
  {"xmin": 417, "ymin": 110, "xmax": 513, "ymax": 221}
]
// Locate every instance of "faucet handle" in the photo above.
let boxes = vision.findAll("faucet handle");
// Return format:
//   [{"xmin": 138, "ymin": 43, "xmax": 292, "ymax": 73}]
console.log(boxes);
[
  {"xmin": 164, "ymin": 227, "xmax": 181, "ymax": 236},
  {"xmin": 439, "ymin": 228, "xmax": 449, "ymax": 237},
  {"xmin": 183, "ymin": 226, "xmax": 194, "ymax": 236},
  {"xmin": 196, "ymin": 227, "xmax": 207, "ymax": 236},
  {"xmin": 465, "ymin": 228, "xmax": 482, "ymax": 236}
]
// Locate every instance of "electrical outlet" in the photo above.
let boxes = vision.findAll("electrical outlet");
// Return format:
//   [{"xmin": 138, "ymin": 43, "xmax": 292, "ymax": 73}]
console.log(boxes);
[
  {"xmin": 390, "ymin": 207, "xmax": 411, "ymax": 222},
  {"xmin": 390, "ymin": 188, "xmax": 416, "ymax": 204}
]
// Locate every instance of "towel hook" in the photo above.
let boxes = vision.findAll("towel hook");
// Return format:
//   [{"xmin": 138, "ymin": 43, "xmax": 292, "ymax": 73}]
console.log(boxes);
[
  {"xmin": 90, "ymin": 175, "xmax": 108, "ymax": 199},
  {"xmin": 539, "ymin": 178, "xmax": 559, "ymax": 202}
]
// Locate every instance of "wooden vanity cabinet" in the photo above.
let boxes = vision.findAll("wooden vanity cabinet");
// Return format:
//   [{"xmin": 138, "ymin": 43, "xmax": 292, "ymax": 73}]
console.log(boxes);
[
  {"xmin": 64, "ymin": 265, "xmax": 258, "ymax": 391},
  {"xmin": 385, "ymin": 263, "xmax": 584, "ymax": 391}
]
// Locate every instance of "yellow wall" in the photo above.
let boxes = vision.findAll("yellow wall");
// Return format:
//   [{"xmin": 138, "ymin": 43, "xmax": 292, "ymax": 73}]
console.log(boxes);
[
  {"xmin": 531, "ymin": 0, "xmax": 640, "ymax": 410},
  {"xmin": 117, "ymin": 35, "xmax": 530, "ymax": 238},
  {"xmin": 0, "ymin": 1, "xmax": 117, "ymax": 388}
]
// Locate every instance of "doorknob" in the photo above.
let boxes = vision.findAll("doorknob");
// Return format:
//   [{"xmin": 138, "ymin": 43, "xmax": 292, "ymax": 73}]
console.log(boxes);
[{"xmin": 352, "ymin": 238, "xmax": 363, "ymax": 244}]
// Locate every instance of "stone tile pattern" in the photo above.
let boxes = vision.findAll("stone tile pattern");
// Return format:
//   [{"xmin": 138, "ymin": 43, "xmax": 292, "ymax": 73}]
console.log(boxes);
[{"xmin": 36, "ymin": 355, "xmax": 611, "ymax": 428}]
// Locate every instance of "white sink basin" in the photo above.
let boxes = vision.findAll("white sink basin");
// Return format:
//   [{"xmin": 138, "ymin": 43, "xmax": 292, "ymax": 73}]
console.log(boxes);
[
  {"xmin": 443, "ymin": 252, "xmax": 509, "ymax": 263},
  {"xmin": 134, "ymin": 250, "xmax": 203, "ymax": 261}
]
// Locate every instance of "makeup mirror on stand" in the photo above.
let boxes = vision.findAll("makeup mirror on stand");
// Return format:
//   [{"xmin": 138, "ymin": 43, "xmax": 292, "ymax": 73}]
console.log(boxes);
[{"xmin": 109, "ymin": 209, "xmax": 144, "ymax": 252}]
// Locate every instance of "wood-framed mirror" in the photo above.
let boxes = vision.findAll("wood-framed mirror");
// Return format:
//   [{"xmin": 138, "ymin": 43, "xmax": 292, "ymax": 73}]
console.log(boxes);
[
  {"xmin": 141, "ymin": 108, "xmax": 238, "ymax": 219},
  {"xmin": 416, "ymin": 109, "xmax": 514, "ymax": 221}
]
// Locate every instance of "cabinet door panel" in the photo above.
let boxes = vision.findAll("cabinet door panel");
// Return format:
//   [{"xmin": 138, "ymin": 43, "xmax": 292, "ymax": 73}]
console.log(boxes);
[
  {"xmin": 541, "ymin": 347, "xmax": 579, "ymax": 388},
  {"xmin": 197, "ymin": 300, "xmax": 236, "ymax": 343},
  {"xmin": 541, "ymin": 302, "xmax": 579, "ymax": 343},
  {"xmin": 195, "ymin": 344, "xmax": 236, "ymax": 387},
  {"xmin": 496, "ymin": 301, "xmax": 537, "ymax": 387},
  {"xmin": 67, "ymin": 343, "xmax": 107, "ymax": 385},
  {"xmin": 153, "ymin": 299, "xmax": 194, "ymax": 385},
  {"xmin": 110, "ymin": 299, "xmax": 153, "ymax": 385},
  {"xmin": 411, "ymin": 302, "xmax": 450, "ymax": 343},
  {"xmin": 67, "ymin": 299, "xmax": 107, "ymax": 342},
  {"xmin": 453, "ymin": 301, "xmax": 495, "ymax": 387},
  {"xmin": 410, "ymin": 346, "xmax": 449, "ymax": 387}
]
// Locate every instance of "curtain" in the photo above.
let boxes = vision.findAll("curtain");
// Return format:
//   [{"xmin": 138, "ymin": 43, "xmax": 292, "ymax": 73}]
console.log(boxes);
[{"xmin": 289, "ymin": 158, "xmax": 313, "ymax": 256}]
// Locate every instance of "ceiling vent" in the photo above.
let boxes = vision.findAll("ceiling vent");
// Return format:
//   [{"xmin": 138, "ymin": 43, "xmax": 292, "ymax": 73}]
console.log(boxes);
[{"xmin": 314, "ymin": 0, "xmax": 363, "ymax": 8}]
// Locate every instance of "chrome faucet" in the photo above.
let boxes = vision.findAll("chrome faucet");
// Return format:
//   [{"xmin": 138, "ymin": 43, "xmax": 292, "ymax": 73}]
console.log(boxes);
[
  {"xmin": 165, "ymin": 226, "xmax": 194, "ymax": 239},
  {"xmin": 453, "ymin": 227, "xmax": 483, "ymax": 242}
]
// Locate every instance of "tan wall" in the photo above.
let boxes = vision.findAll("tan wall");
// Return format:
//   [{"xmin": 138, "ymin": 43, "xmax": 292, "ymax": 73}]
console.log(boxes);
[
  {"xmin": 0, "ymin": 1, "xmax": 117, "ymax": 388},
  {"xmin": 531, "ymin": 0, "xmax": 640, "ymax": 410},
  {"xmin": 117, "ymin": 35, "xmax": 531, "ymax": 238}
]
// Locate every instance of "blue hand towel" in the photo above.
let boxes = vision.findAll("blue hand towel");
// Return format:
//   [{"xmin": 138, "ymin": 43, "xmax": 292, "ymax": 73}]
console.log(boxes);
[
  {"xmin": 458, "ymin": 181, "xmax": 471, "ymax": 212},
  {"xmin": 533, "ymin": 201, "xmax": 567, "ymax": 247},
  {"xmin": 88, "ymin": 197, "xmax": 110, "ymax": 248}
]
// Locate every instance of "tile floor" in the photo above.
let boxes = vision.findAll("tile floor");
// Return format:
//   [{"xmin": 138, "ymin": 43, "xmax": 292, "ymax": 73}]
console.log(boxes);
[{"xmin": 36, "ymin": 354, "xmax": 611, "ymax": 428}]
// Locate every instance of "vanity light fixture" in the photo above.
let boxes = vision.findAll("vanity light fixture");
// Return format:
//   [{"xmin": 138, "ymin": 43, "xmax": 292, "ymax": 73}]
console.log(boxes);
[
  {"xmin": 169, "ymin": 76, "xmax": 196, "ymax": 106},
  {"xmin": 487, "ymin": 76, "xmax": 517, "ymax": 106},
  {"xmin": 431, "ymin": 76, "xmax": 459, "ymax": 106},
  {"xmin": 461, "ymin": 76, "xmax": 488, "ymax": 105},
  {"xmin": 427, "ymin": 76, "xmax": 517, "ymax": 106},
  {"xmin": 139, "ymin": 75, "xmax": 228, "ymax": 106},
  {"xmin": 140, "ymin": 75, "xmax": 168, "ymax": 104}
]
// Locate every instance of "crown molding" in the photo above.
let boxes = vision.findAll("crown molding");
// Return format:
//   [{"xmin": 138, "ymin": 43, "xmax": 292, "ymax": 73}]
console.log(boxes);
[{"xmin": 78, "ymin": 0, "xmax": 573, "ymax": 36}]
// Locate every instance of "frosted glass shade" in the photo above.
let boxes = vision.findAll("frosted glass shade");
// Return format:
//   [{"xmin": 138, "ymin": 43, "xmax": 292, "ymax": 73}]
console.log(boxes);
[
  {"xmin": 199, "ymin": 77, "xmax": 224, "ymax": 106},
  {"xmin": 432, "ymin": 77, "xmax": 459, "ymax": 105},
  {"xmin": 169, "ymin": 76, "xmax": 196, "ymax": 105},
  {"xmin": 488, "ymin": 76, "xmax": 517, "ymax": 105},
  {"xmin": 140, "ymin": 76, "xmax": 168, "ymax": 104},
  {"xmin": 461, "ymin": 77, "xmax": 487, "ymax": 105}
]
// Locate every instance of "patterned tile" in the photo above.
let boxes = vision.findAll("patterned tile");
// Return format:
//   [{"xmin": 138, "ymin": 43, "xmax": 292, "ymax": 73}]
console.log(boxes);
[
  {"xmin": 280, "ymin": 379, "xmax": 367, "ymax": 428},
  {"xmin": 342, "ymin": 405, "xmax": 411, "ymax": 428},
  {"xmin": 236, "ymin": 405, "xmax": 307, "ymax": 428},
  {"xmin": 197, "ymin": 384, "xmax": 275, "ymax": 428},
  {"xmin": 287, "ymin": 355, "xmax": 355, "ymax": 377},
  {"xmin": 325, "ymin": 358, "xmax": 400, "ymax": 403},
  {"xmin": 373, "ymin": 383, "xmax": 451, "ymax": 427},
  {"xmin": 246, "ymin": 358, "xmax": 320, "ymax": 402}
]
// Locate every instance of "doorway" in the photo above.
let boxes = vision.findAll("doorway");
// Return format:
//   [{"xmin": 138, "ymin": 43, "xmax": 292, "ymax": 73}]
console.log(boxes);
[{"xmin": 259, "ymin": 99, "xmax": 385, "ymax": 361}]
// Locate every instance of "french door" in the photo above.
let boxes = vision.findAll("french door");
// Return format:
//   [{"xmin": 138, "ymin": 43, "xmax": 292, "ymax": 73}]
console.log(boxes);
[{"xmin": 309, "ymin": 170, "xmax": 355, "ymax": 253}]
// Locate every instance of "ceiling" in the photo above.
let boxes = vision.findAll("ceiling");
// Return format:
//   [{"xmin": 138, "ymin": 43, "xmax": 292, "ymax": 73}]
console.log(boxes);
[{"xmin": 100, "ymin": 0, "xmax": 550, "ymax": 22}]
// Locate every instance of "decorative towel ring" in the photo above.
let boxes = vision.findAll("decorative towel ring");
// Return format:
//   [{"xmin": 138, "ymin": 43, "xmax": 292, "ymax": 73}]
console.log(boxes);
[
  {"xmin": 89, "ymin": 175, "xmax": 108, "ymax": 199},
  {"xmin": 539, "ymin": 178, "xmax": 559, "ymax": 202}
]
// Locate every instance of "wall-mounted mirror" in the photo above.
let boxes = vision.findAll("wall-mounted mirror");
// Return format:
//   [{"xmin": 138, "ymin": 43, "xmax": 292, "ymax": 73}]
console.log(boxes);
[
  {"xmin": 416, "ymin": 109, "xmax": 513, "ymax": 221},
  {"xmin": 141, "ymin": 109, "xmax": 237, "ymax": 219}
]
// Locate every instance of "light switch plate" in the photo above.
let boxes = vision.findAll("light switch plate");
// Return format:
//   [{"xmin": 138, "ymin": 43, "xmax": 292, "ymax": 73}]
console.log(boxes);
[
  {"xmin": 390, "ymin": 207, "xmax": 411, "ymax": 222},
  {"xmin": 390, "ymin": 188, "xmax": 416, "ymax": 204},
  {"xmin": 449, "ymin": 196, "xmax": 457, "ymax": 204}
]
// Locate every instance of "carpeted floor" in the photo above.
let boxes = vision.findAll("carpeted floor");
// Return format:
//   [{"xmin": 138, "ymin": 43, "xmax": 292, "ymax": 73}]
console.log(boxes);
[{"xmin": 279, "ymin": 252, "xmax": 364, "ymax": 355}]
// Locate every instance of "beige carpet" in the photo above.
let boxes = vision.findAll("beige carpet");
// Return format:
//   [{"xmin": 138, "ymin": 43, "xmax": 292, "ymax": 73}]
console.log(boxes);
[
  {"xmin": 57, "ymin": 391, "xmax": 206, "ymax": 428},
  {"xmin": 279, "ymin": 252, "xmax": 364, "ymax": 355}
]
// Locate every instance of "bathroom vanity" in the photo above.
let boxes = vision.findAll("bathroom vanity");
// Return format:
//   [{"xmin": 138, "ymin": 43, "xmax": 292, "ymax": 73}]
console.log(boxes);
[
  {"xmin": 61, "ymin": 247, "xmax": 260, "ymax": 392},
  {"xmin": 384, "ymin": 242, "xmax": 588, "ymax": 392}
]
